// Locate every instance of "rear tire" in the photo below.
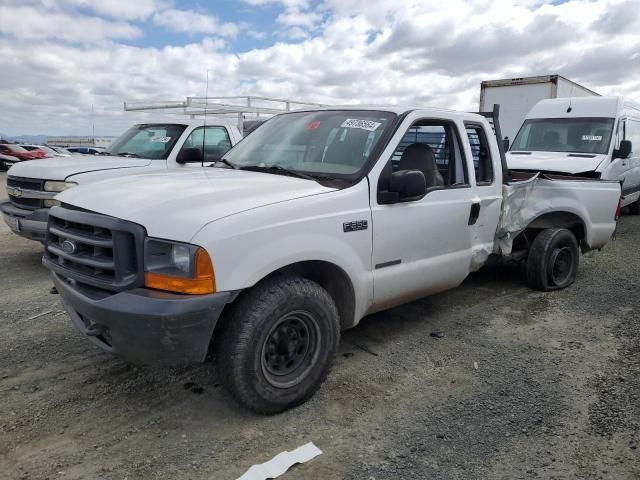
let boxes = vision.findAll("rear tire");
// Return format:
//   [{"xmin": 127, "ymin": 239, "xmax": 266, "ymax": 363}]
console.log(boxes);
[
  {"xmin": 216, "ymin": 275, "xmax": 340, "ymax": 414},
  {"xmin": 526, "ymin": 228, "xmax": 579, "ymax": 291},
  {"xmin": 627, "ymin": 198, "xmax": 640, "ymax": 215}
]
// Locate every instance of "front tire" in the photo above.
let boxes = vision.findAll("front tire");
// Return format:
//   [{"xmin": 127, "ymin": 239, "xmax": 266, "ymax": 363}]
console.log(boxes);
[
  {"xmin": 216, "ymin": 275, "xmax": 340, "ymax": 414},
  {"xmin": 526, "ymin": 228, "xmax": 579, "ymax": 291}
]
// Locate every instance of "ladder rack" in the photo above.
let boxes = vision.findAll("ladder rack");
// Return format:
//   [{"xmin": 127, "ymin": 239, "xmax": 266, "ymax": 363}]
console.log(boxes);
[{"xmin": 123, "ymin": 96, "xmax": 327, "ymax": 134}]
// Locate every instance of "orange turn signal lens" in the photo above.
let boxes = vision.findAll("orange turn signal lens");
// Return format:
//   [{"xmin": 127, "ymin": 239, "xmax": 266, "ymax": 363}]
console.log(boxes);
[{"xmin": 144, "ymin": 247, "xmax": 216, "ymax": 295}]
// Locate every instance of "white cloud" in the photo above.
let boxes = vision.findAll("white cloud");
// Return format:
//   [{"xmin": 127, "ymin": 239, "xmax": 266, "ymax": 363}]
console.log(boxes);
[
  {"xmin": 61, "ymin": 0, "xmax": 169, "ymax": 20},
  {"xmin": 276, "ymin": 9, "xmax": 322, "ymax": 28},
  {"xmin": 242, "ymin": 0, "xmax": 309, "ymax": 7},
  {"xmin": 0, "ymin": 5, "xmax": 142, "ymax": 43},
  {"xmin": 152, "ymin": 9, "xmax": 240, "ymax": 37},
  {"xmin": 2, "ymin": 0, "xmax": 640, "ymax": 137}
]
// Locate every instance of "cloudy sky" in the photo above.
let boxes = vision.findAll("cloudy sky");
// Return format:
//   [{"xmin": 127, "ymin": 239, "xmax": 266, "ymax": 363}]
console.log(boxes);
[{"xmin": 1, "ymin": 0, "xmax": 639, "ymax": 136}]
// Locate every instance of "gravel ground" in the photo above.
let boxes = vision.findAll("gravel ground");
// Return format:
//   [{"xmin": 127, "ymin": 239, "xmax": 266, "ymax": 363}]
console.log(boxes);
[{"xmin": 0, "ymin": 171, "xmax": 638, "ymax": 479}]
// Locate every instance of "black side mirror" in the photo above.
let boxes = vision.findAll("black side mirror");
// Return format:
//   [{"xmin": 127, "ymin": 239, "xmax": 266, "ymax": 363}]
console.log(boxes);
[
  {"xmin": 503, "ymin": 136, "xmax": 510, "ymax": 151},
  {"xmin": 389, "ymin": 170, "xmax": 427, "ymax": 199},
  {"xmin": 614, "ymin": 140, "xmax": 632, "ymax": 159},
  {"xmin": 177, "ymin": 147, "xmax": 203, "ymax": 164}
]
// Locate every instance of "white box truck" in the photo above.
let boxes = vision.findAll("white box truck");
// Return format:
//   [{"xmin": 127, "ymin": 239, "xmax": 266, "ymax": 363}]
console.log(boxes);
[{"xmin": 480, "ymin": 75, "xmax": 599, "ymax": 144}]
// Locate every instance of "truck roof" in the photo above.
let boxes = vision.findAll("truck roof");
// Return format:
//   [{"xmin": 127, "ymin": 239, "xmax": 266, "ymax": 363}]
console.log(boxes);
[
  {"xmin": 481, "ymin": 74, "xmax": 600, "ymax": 96},
  {"xmin": 525, "ymin": 96, "xmax": 640, "ymax": 119},
  {"xmin": 289, "ymin": 104, "xmax": 488, "ymax": 121}
]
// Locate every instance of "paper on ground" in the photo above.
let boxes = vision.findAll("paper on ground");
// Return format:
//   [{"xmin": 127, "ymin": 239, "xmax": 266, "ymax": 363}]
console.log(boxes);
[{"xmin": 237, "ymin": 442, "xmax": 322, "ymax": 480}]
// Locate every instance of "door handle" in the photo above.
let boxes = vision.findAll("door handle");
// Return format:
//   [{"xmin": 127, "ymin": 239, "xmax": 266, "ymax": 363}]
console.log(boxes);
[{"xmin": 468, "ymin": 202, "xmax": 481, "ymax": 225}]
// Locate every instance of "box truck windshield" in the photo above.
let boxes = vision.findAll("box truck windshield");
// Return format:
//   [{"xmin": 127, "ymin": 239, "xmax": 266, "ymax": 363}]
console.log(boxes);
[{"xmin": 511, "ymin": 117, "xmax": 614, "ymax": 155}]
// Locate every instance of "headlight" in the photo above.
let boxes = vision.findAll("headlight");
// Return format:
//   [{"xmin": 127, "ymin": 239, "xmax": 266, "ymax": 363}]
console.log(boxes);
[
  {"xmin": 143, "ymin": 239, "xmax": 215, "ymax": 294},
  {"xmin": 44, "ymin": 199, "xmax": 61, "ymax": 207},
  {"xmin": 44, "ymin": 180, "xmax": 77, "ymax": 192}
]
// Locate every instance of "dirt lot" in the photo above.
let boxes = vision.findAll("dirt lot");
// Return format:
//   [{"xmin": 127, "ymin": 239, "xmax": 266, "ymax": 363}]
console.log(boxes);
[{"xmin": 0, "ymin": 171, "xmax": 638, "ymax": 480}]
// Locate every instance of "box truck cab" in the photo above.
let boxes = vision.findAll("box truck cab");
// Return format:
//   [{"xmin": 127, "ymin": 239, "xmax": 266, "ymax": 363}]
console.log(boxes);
[{"xmin": 508, "ymin": 96, "xmax": 640, "ymax": 213}]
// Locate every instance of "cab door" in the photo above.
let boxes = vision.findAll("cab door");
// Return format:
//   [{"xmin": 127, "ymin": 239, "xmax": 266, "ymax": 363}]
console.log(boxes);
[
  {"xmin": 368, "ymin": 114, "xmax": 477, "ymax": 311},
  {"xmin": 621, "ymin": 118, "xmax": 640, "ymax": 202},
  {"xmin": 463, "ymin": 122, "xmax": 503, "ymax": 269}
]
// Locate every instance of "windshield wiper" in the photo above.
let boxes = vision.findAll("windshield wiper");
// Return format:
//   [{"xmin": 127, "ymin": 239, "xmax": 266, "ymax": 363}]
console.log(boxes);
[
  {"xmin": 212, "ymin": 158, "xmax": 237, "ymax": 169},
  {"xmin": 238, "ymin": 165, "xmax": 318, "ymax": 181},
  {"xmin": 116, "ymin": 152, "xmax": 141, "ymax": 158}
]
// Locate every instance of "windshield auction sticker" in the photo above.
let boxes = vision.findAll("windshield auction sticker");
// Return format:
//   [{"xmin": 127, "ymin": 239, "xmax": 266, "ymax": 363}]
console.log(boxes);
[
  {"xmin": 341, "ymin": 119, "xmax": 382, "ymax": 132},
  {"xmin": 149, "ymin": 136, "xmax": 171, "ymax": 143},
  {"xmin": 582, "ymin": 135, "xmax": 603, "ymax": 141}
]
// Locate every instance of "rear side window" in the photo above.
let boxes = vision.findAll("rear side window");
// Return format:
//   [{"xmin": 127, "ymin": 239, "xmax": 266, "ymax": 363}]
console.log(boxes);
[{"xmin": 465, "ymin": 124, "xmax": 494, "ymax": 185}]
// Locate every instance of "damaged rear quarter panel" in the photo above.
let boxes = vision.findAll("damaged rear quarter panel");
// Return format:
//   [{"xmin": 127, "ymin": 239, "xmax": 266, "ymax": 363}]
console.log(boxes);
[{"xmin": 496, "ymin": 173, "xmax": 620, "ymax": 254}]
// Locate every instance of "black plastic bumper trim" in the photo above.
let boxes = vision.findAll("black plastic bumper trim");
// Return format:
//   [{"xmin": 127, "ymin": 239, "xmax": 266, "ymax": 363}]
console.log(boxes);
[{"xmin": 52, "ymin": 272, "xmax": 234, "ymax": 365}]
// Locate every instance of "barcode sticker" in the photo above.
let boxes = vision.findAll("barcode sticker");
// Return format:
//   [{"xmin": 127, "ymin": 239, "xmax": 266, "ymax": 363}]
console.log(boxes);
[
  {"xmin": 150, "ymin": 136, "xmax": 171, "ymax": 143},
  {"xmin": 341, "ymin": 119, "xmax": 381, "ymax": 131},
  {"xmin": 582, "ymin": 135, "xmax": 602, "ymax": 141}
]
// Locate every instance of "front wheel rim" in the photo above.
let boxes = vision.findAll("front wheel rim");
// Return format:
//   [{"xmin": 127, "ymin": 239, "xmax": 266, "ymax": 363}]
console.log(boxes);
[
  {"xmin": 261, "ymin": 311, "xmax": 320, "ymax": 389},
  {"xmin": 549, "ymin": 246, "xmax": 574, "ymax": 285}
]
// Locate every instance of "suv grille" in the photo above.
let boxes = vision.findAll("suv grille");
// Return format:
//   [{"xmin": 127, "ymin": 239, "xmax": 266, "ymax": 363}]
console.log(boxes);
[
  {"xmin": 7, "ymin": 176, "xmax": 45, "ymax": 210},
  {"xmin": 43, "ymin": 207, "xmax": 146, "ymax": 292}
]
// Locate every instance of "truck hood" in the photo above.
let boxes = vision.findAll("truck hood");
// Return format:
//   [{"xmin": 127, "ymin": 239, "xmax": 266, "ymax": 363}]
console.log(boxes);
[
  {"xmin": 507, "ymin": 151, "xmax": 607, "ymax": 174},
  {"xmin": 8, "ymin": 155, "xmax": 153, "ymax": 181},
  {"xmin": 56, "ymin": 168, "xmax": 336, "ymax": 241}
]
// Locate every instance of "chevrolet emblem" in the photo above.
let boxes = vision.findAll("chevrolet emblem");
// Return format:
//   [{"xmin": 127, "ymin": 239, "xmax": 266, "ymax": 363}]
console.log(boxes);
[{"xmin": 8, "ymin": 186, "xmax": 22, "ymax": 198}]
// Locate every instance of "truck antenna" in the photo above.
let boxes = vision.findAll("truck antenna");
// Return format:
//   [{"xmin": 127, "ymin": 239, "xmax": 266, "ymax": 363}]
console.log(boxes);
[{"xmin": 202, "ymin": 69, "xmax": 209, "ymax": 167}]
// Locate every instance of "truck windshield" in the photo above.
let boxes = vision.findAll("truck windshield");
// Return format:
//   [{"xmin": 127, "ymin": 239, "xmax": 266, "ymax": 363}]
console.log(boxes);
[
  {"xmin": 106, "ymin": 124, "xmax": 187, "ymax": 159},
  {"xmin": 223, "ymin": 110, "xmax": 396, "ymax": 178},
  {"xmin": 511, "ymin": 118, "xmax": 614, "ymax": 155}
]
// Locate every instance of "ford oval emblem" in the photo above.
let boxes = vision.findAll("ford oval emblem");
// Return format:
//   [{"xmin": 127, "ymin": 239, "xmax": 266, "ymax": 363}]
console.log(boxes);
[{"xmin": 61, "ymin": 239, "xmax": 77, "ymax": 255}]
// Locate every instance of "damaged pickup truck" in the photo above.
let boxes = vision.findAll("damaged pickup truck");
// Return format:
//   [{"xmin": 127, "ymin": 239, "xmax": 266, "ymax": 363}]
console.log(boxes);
[{"xmin": 42, "ymin": 105, "xmax": 621, "ymax": 414}]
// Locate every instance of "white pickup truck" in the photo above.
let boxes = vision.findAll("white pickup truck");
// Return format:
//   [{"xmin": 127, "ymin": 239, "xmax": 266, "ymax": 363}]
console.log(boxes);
[
  {"xmin": 1, "ymin": 121, "xmax": 242, "ymax": 242},
  {"xmin": 42, "ymin": 106, "xmax": 621, "ymax": 414}
]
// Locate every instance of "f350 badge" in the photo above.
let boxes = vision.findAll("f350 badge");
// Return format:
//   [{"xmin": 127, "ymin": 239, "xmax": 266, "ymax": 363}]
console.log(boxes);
[{"xmin": 343, "ymin": 220, "xmax": 368, "ymax": 232}]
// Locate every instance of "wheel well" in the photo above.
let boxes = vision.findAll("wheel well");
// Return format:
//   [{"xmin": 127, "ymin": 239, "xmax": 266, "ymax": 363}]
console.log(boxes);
[
  {"xmin": 266, "ymin": 261, "xmax": 356, "ymax": 331},
  {"xmin": 513, "ymin": 211, "xmax": 587, "ymax": 252}
]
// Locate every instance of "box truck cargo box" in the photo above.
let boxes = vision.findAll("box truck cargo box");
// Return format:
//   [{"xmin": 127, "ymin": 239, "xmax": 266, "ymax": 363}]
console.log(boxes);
[{"xmin": 480, "ymin": 75, "xmax": 599, "ymax": 143}]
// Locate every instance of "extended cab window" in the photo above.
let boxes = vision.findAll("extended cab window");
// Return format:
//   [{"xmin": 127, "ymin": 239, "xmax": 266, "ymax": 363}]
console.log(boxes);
[
  {"xmin": 390, "ymin": 122, "xmax": 467, "ymax": 188},
  {"xmin": 180, "ymin": 126, "xmax": 232, "ymax": 162},
  {"xmin": 465, "ymin": 124, "xmax": 494, "ymax": 185}
]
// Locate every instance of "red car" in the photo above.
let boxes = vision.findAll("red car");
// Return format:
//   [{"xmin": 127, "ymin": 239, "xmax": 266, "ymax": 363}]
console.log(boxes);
[{"xmin": 0, "ymin": 143, "xmax": 46, "ymax": 160}]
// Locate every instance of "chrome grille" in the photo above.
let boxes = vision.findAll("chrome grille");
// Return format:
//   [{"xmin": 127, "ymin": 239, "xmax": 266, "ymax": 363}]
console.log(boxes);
[
  {"xmin": 43, "ymin": 207, "xmax": 145, "ymax": 292},
  {"xmin": 47, "ymin": 217, "xmax": 116, "ymax": 283},
  {"xmin": 7, "ymin": 176, "xmax": 45, "ymax": 210}
]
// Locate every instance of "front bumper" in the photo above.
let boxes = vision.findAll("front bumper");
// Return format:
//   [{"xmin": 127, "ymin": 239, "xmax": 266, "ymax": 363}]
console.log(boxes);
[
  {"xmin": 51, "ymin": 272, "xmax": 234, "ymax": 365},
  {"xmin": 1, "ymin": 200, "xmax": 49, "ymax": 241}
]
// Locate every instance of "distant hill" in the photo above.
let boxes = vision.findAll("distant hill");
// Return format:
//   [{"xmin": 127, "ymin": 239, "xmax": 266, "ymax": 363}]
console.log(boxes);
[{"xmin": 0, "ymin": 133, "xmax": 48, "ymax": 144}]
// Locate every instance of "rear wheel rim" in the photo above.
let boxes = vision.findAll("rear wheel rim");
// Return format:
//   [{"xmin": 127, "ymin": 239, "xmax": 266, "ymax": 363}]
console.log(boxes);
[
  {"xmin": 549, "ymin": 246, "xmax": 574, "ymax": 286},
  {"xmin": 261, "ymin": 311, "xmax": 320, "ymax": 389}
]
